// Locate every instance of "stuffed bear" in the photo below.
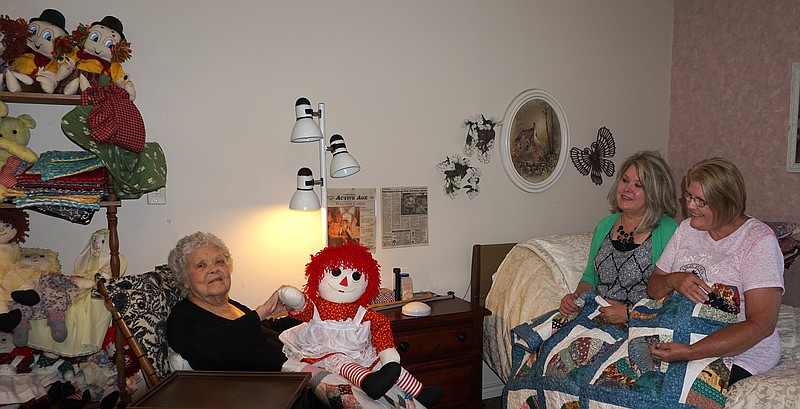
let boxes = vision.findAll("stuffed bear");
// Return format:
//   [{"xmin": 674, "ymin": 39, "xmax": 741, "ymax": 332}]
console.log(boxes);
[
  {"xmin": 0, "ymin": 15, "xmax": 32, "ymax": 92},
  {"xmin": 0, "ymin": 101, "xmax": 38, "ymax": 198},
  {"xmin": 12, "ymin": 247, "xmax": 94, "ymax": 348},
  {"xmin": 4, "ymin": 9, "xmax": 69, "ymax": 94},
  {"xmin": 278, "ymin": 242, "xmax": 442, "ymax": 406},
  {"xmin": 0, "ymin": 209, "xmax": 41, "ymax": 333},
  {"xmin": 60, "ymin": 16, "xmax": 136, "ymax": 100}
]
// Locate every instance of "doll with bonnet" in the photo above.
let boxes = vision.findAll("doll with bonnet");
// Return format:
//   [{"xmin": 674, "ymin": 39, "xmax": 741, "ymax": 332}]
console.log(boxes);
[
  {"xmin": 73, "ymin": 228, "xmax": 127, "ymax": 280},
  {"xmin": 278, "ymin": 242, "xmax": 441, "ymax": 406}
]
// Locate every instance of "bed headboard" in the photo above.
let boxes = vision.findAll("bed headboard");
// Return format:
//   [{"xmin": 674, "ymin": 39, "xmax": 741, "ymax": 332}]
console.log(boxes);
[{"xmin": 470, "ymin": 243, "xmax": 516, "ymax": 306}]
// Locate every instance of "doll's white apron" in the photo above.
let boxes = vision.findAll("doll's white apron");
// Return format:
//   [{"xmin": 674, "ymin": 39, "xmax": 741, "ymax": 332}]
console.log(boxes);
[{"xmin": 280, "ymin": 305, "xmax": 378, "ymax": 368}]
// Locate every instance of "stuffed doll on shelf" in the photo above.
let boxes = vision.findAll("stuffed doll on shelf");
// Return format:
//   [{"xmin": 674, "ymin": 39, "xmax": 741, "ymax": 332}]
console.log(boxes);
[
  {"xmin": 0, "ymin": 209, "xmax": 41, "ymax": 333},
  {"xmin": 12, "ymin": 247, "xmax": 94, "ymax": 347},
  {"xmin": 73, "ymin": 228, "xmax": 127, "ymax": 280},
  {"xmin": 4, "ymin": 9, "xmax": 69, "ymax": 94},
  {"xmin": 59, "ymin": 15, "xmax": 136, "ymax": 100},
  {"xmin": 278, "ymin": 242, "xmax": 442, "ymax": 407},
  {"xmin": 0, "ymin": 15, "xmax": 32, "ymax": 92}
]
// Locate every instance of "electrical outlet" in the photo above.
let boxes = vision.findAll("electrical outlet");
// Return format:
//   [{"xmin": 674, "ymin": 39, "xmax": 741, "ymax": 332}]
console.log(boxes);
[{"xmin": 147, "ymin": 187, "xmax": 166, "ymax": 205}]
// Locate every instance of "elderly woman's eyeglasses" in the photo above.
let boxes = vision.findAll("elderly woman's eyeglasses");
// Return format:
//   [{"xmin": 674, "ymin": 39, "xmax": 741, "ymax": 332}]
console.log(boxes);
[{"xmin": 684, "ymin": 192, "xmax": 708, "ymax": 208}]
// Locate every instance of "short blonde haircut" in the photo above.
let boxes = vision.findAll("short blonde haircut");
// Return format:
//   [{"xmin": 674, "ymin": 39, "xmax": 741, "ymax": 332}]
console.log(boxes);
[
  {"xmin": 607, "ymin": 151, "xmax": 678, "ymax": 234},
  {"xmin": 685, "ymin": 157, "xmax": 746, "ymax": 229}
]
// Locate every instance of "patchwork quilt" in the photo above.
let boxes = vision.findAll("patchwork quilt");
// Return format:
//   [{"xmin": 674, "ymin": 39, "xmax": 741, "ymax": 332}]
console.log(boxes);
[{"xmin": 504, "ymin": 286, "xmax": 740, "ymax": 409}]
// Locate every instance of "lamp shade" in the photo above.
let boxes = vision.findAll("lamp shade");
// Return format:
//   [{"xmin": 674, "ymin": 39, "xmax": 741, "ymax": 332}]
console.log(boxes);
[
  {"xmin": 291, "ymin": 97, "xmax": 323, "ymax": 143},
  {"xmin": 329, "ymin": 134, "xmax": 360, "ymax": 178},
  {"xmin": 289, "ymin": 167, "xmax": 321, "ymax": 210}
]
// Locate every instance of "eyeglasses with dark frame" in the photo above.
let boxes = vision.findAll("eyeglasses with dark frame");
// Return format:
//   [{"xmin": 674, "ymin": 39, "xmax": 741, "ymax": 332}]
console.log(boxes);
[{"xmin": 684, "ymin": 192, "xmax": 708, "ymax": 208}]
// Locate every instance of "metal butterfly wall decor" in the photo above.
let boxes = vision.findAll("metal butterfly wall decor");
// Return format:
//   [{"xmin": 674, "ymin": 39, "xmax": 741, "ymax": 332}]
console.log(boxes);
[{"xmin": 570, "ymin": 126, "xmax": 616, "ymax": 185}]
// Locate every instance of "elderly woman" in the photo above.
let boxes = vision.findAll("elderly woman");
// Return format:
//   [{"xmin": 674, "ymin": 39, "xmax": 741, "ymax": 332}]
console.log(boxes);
[
  {"xmin": 166, "ymin": 231, "xmax": 298, "ymax": 371},
  {"xmin": 560, "ymin": 151, "xmax": 679, "ymax": 324},
  {"xmin": 647, "ymin": 157, "xmax": 784, "ymax": 385}
]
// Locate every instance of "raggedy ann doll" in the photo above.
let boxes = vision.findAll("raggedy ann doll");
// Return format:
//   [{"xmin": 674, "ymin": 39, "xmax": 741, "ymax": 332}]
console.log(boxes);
[{"xmin": 278, "ymin": 242, "xmax": 442, "ymax": 407}]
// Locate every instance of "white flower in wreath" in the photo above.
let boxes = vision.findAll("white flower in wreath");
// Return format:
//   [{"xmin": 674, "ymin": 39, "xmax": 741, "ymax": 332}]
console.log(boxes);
[
  {"xmin": 436, "ymin": 155, "xmax": 482, "ymax": 199},
  {"xmin": 463, "ymin": 114, "xmax": 501, "ymax": 164}
]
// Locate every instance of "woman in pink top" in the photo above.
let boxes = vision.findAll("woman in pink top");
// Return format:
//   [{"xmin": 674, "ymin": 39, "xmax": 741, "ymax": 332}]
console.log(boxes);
[{"xmin": 647, "ymin": 157, "xmax": 784, "ymax": 385}]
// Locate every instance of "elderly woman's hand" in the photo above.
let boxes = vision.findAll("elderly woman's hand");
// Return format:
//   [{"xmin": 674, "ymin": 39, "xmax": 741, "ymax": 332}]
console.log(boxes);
[{"xmin": 256, "ymin": 290, "xmax": 289, "ymax": 320}]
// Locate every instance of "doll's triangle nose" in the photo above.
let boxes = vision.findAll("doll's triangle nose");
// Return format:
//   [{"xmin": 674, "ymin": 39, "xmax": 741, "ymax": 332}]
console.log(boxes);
[{"xmin": 339, "ymin": 276, "xmax": 348, "ymax": 287}]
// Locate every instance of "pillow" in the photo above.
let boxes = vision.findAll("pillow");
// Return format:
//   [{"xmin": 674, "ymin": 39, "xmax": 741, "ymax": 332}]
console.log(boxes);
[
  {"xmin": 103, "ymin": 265, "xmax": 182, "ymax": 379},
  {"xmin": 765, "ymin": 221, "xmax": 800, "ymax": 240}
]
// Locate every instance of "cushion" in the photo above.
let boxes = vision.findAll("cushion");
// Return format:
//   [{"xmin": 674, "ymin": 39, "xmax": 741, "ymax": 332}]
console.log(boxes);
[{"xmin": 103, "ymin": 265, "xmax": 182, "ymax": 379}]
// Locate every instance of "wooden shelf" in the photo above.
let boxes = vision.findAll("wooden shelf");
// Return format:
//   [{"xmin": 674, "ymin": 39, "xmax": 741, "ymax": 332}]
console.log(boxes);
[
  {"xmin": 0, "ymin": 91, "xmax": 81, "ymax": 105},
  {"xmin": 0, "ymin": 200, "xmax": 121, "ymax": 209}
]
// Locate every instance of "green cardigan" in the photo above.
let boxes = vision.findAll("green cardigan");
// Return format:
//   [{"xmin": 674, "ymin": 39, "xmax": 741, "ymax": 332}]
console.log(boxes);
[{"xmin": 579, "ymin": 213, "xmax": 678, "ymax": 290}]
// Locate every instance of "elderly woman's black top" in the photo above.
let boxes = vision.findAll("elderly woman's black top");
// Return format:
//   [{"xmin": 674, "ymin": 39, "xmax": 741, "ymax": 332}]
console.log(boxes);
[{"xmin": 167, "ymin": 298, "xmax": 298, "ymax": 371}]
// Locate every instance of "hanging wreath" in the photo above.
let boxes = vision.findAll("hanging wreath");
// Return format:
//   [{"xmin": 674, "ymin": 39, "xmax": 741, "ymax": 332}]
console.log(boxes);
[
  {"xmin": 436, "ymin": 155, "xmax": 481, "ymax": 199},
  {"xmin": 463, "ymin": 114, "xmax": 501, "ymax": 164}
]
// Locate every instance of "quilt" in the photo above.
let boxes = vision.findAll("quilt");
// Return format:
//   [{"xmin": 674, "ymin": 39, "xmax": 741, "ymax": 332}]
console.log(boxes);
[{"xmin": 505, "ymin": 286, "xmax": 740, "ymax": 409}]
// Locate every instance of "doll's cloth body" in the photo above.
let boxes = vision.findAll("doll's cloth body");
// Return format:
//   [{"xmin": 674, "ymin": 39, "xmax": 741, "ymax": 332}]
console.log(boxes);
[
  {"xmin": 286, "ymin": 298, "xmax": 395, "ymax": 357},
  {"xmin": 70, "ymin": 50, "xmax": 126, "ymax": 83},
  {"xmin": 20, "ymin": 274, "xmax": 80, "ymax": 321},
  {"xmin": 10, "ymin": 50, "xmax": 58, "ymax": 77},
  {"xmin": 0, "ymin": 244, "xmax": 40, "ymax": 307},
  {"xmin": 281, "ymin": 304, "xmax": 379, "ymax": 369}
]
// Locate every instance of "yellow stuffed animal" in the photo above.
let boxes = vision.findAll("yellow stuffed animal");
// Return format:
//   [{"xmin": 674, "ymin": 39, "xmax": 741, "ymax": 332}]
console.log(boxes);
[{"xmin": 0, "ymin": 101, "xmax": 38, "ymax": 198}]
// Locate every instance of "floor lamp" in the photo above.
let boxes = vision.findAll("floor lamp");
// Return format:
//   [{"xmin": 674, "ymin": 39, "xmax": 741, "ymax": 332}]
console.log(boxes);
[{"xmin": 289, "ymin": 97, "xmax": 360, "ymax": 245}]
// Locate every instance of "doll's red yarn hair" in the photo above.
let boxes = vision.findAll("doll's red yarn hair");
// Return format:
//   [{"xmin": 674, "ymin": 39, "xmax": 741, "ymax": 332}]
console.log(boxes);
[{"xmin": 304, "ymin": 242, "xmax": 381, "ymax": 307}]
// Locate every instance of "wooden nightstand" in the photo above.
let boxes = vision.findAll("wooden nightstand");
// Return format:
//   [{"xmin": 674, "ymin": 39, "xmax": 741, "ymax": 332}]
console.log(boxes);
[{"xmin": 380, "ymin": 297, "xmax": 490, "ymax": 409}]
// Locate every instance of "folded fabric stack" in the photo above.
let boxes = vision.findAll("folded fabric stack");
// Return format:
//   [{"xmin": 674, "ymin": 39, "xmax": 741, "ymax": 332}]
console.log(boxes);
[{"xmin": 10, "ymin": 151, "xmax": 107, "ymax": 224}]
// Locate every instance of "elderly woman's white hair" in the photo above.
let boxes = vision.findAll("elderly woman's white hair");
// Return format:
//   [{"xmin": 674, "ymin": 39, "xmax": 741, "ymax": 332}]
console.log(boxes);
[{"xmin": 168, "ymin": 231, "xmax": 233, "ymax": 295}]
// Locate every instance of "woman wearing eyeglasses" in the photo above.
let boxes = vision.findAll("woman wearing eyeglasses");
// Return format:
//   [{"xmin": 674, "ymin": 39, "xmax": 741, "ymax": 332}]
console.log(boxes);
[
  {"xmin": 647, "ymin": 157, "xmax": 784, "ymax": 385},
  {"xmin": 560, "ymin": 151, "xmax": 679, "ymax": 324}
]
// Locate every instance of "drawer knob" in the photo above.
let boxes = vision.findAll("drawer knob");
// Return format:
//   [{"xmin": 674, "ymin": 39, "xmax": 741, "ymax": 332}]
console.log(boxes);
[
  {"xmin": 398, "ymin": 342, "xmax": 410, "ymax": 352},
  {"xmin": 458, "ymin": 333, "xmax": 468, "ymax": 343}
]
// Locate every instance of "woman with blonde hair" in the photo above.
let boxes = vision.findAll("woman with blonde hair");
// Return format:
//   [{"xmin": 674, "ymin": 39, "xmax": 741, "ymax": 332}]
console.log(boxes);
[
  {"xmin": 560, "ymin": 151, "xmax": 679, "ymax": 324},
  {"xmin": 648, "ymin": 157, "xmax": 783, "ymax": 385}
]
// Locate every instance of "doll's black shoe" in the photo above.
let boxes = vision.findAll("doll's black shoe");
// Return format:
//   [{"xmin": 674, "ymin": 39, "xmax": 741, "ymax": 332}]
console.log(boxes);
[
  {"xmin": 11, "ymin": 289, "xmax": 40, "ymax": 306},
  {"xmin": 100, "ymin": 391, "xmax": 120, "ymax": 409},
  {"xmin": 415, "ymin": 386, "xmax": 443, "ymax": 407},
  {"xmin": 361, "ymin": 362, "xmax": 401, "ymax": 399},
  {"xmin": 0, "ymin": 309, "xmax": 21, "ymax": 332}
]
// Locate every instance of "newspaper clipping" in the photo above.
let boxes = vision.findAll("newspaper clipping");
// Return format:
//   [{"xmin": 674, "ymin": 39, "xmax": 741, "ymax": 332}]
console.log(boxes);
[
  {"xmin": 327, "ymin": 188, "xmax": 377, "ymax": 252},
  {"xmin": 381, "ymin": 186, "xmax": 429, "ymax": 248}
]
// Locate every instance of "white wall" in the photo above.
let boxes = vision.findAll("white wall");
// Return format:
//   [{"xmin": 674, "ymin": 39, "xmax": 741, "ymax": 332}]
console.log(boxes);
[{"xmin": 3, "ymin": 1, "xmax": 673, "ymax": 311}]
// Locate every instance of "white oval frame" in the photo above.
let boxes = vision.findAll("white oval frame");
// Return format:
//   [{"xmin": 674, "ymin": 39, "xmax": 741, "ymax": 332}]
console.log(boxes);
[{"xmin": 500, "ymin": 89, "xmax": 570, "ymax": 192}]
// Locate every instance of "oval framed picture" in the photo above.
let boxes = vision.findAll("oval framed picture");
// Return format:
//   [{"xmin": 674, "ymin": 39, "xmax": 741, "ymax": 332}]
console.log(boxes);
[{"xmin": 500, "ymin": 89, "xmax": 570, "ymax": 192}]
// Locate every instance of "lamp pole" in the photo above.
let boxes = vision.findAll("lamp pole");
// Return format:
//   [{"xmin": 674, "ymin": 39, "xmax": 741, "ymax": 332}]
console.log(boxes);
[{"xmin": 317, "ymin": 102, "xmax": 329, "ymax": 246}]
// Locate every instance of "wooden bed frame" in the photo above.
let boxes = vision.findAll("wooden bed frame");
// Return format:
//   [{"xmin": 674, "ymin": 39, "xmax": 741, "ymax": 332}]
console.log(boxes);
[{"xmin": 470, "ymin": 243, "xmax": 516, "ymax": 307}]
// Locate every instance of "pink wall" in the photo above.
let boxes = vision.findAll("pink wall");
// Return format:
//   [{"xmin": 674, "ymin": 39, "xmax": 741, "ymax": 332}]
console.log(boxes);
[{"xmin": 670, "ymin": 0, "xmax": 800, "ymax": 302}]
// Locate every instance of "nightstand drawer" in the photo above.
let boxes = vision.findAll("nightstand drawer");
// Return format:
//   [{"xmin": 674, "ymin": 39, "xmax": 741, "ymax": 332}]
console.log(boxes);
[{"xmin": 393, "ymin": 322, "xmax": 476, "ymax": 359}]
